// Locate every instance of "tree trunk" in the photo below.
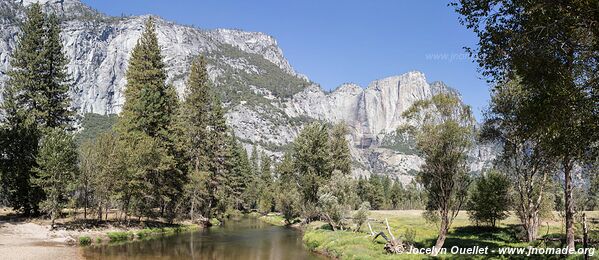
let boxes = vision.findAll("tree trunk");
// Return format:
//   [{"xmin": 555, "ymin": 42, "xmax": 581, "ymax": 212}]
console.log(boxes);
[
  {"xmin": 433, "ymin": 216, "xmax": 448, "ymax": 256},
  {"xmin": 525, "ymin": 213, "xmax": 539, "ymax": 242},
  {"xmin": 190, "ymin": 198, "xmax": 195, "ymax": 221},
  {"xmin": 564, "ymin": 159, "xmax": 575, "ymax": 250},
  {"xmin": 84, "ymin": 190, "xmax": 88, "ymax": 220},
  {"xmin": 51, "ymin": 211, "xmax": 56, "ymax": 230}
]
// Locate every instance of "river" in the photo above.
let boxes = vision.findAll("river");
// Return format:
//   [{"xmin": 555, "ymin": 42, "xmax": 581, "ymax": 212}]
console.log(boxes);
[{"xmin": 83, "ymin": 217, "xmax": 324, "ymax": 259}]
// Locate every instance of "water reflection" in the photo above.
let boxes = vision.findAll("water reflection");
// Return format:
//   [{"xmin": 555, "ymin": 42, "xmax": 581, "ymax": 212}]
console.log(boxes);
[{"xmin": 84, "ymin": 217, "xmax": 323, "ymax": 260}]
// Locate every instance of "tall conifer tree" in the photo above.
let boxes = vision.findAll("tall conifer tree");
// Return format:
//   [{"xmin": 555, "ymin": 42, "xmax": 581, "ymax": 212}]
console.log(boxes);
[
  {"xmin": 0, "ymin": 4, "xmax": 73, "ymax": 214},
  {"xmin": 115, "ymin": 17, "xmax": 180, "ymax": 219}
]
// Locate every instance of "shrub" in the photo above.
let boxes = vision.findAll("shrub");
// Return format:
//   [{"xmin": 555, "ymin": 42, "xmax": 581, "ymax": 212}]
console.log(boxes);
[
  {"xmin": 209, "ymin": 218, "xmax": 221, "ymax": 226},
  {"xmin": 107, "ymin": 231, "xmax": 131, "ymax": 242},
  {"xmin": 467, "ymin": 170, "xmax": 511, "ymax": 227},
  {"xmin": 79, "ymin": 236, "xmax": 92, "ymax": 246},
  {"xmin": 352, "ymin": 202, "xmax": 370, "ymax": 232}
]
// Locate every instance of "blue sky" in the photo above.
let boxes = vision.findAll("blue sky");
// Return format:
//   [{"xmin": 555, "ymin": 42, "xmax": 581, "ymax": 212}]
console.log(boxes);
[{"xmin": 82, "ymin": 0, "xmax": 490, "ymax": 119}]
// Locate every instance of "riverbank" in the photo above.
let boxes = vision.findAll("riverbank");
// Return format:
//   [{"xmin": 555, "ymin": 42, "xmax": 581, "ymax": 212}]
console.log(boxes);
[{"xmin": 0, "ymin": 208, "xmax": 200, "ymax": 259}]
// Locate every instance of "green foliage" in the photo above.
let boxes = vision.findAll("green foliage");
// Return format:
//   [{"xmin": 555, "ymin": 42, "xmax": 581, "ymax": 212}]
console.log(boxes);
[
  {"xmin": 467, "ymin": 170, "xmax": 511, "ymax": 227},
  {"xmin": 107, "ymin": 231, "xmax": 132, "ymax": 242},
  {"xmin": 33, "ymin": 129, "xmax": 79, "ymax": 227},
  {"xmin": 292, "ymin": 122, "xmax": 331, "ymax": 217},
  {"xmin": 403, "ymin": 227, "xmax": 416, "ymax": 245},
  {"xmin": 227, "ymin": 136, "xmax": 252, "ymax": 210},
  {"xmin": 114, "ymin": 17, "xmax": 183, "ymax": 221},
  {"xmin": 183, "ymin": 170, "xmax": 209, "ymax": 220},
  {"xmin": 209, "ymin": 218, "xmax": 221, "ymax": 226},
  {"xmin": 352, "ymin": 202, "xmax": 370, "ymax": 232},
  {"xmin": 274, "ymin": 153, "xmax": 301, "ymax": 224},
  {"xmin": 207, "ymin": 43, "xmax": 309, "ymax": 101},
  {"xmin": 320, "ymin": 170, "xmax": 358, "ymax": 210},
  {"xmin": 78, "ymin": 132, "xmax": 126, "ymax": 221},
  {"xmin": 317, "ymin": 193, "xmax": 344, "ymax": 231},
  {"xmin": 78, "ymin": 236, "xmax": 92, "ymax": 246},
  {"xmin": 275, "ymin": 186, "xmax": 302, "ymax": 225},
  {"xmin": 481, "ymin": 79, "xmax": 558, "ymax": 242},
  {"xmin": 258, "ymin": 152, "xmax": 274, "ymax": 213},
  {"xmin": 356, "ymin": 176, "xmax": 385, "ymax": 210},
  {"xmin": 455, "ymin": 0, "xmax": 598, "ymax": 247},
  {"xmin": 116, "ymin": 17, "xmax": 177, "ymax": 139},
  {"xmin": 402, "ymin": 93, "xmax": 475, "ymax": 249},
  {"xmin": 75, "ymin": 113, "xmax": 117, "ymax": 144},
  {"xmin": 379, "ymin": 129, "xmax": 418, "ymax": 155},
  {"xmin": 0, "ymin": 3, "xmax": 74, "ymax": 215},
  {"xmin": 178, "ymin": 55, "xmax": 233, "ymax": 219},
  {"xmin": 586, "ymin": 167, "xmax": 599, "ymax": 211},
  {"xmin": 328, "ymin": 123, "xmax": 352, "ymax": 175}
]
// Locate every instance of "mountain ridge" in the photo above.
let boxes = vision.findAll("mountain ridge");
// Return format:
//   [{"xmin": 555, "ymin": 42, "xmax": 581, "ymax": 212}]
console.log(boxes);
[{"xmin": 0, "ymin": 0, "xmax": 495, "ymax": 183}]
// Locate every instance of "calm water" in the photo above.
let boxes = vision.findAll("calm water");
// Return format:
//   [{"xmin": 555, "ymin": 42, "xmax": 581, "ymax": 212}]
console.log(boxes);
[{"xmin": 83, "ymin": 217, "xmax": 324, "ymax": 260}]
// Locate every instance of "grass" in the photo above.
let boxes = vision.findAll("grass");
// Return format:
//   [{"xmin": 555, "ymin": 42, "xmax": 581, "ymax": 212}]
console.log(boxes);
[
  {"xmin": 106, "ymin": 225, "xmax": 199, "ymax": 243},
  {"xmin": 303, "ymin": 210, "xmax": 599, "ymax": 259},
  {"xmin": 106, "ymin": 231, "xmax": 132, "ymax": 242},
  {"xmin": 259, "ymin": 214, "xmax": 287, "ymax": 226}
]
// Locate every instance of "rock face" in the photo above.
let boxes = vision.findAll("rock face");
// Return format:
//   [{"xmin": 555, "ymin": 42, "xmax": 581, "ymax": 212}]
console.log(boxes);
[{"xmin": 0, "ymin": 0, "xmax": 494, "ymax": 183}]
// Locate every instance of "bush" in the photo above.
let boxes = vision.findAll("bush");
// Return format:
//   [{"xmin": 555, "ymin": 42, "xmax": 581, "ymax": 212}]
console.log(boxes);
[
  {"xmin": 352, "ymin": 202, "xmax": 370, "ymax": 232},
  {"xmin": 209, "ymin": 218, "xmax": 221, "ymax": 226},
  {"xmin": 467, "ymin": 170, "xmax": 511, "ymax": 227},
  {"xmin": 318, "ymin": 193, "xmax": 344, "ymax": 231},
  {"xmin": 79, "ymin": 236, "xmax": 92, "ymax": 246},
  {"xmin": 136, "ymin": 229, "xmax": 153, "ymax": 239},
  {"xmin": 276, "ymin": 185, "xmax": 301, "ymax": 224},
  {"xmin": 107, "ymin": 231, "xmax": 131, "ymax": 242}
]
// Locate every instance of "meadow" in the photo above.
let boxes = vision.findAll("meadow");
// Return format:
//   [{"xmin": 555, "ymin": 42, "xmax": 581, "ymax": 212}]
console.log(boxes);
[{"xmin": 302, "ymin": 210, "xmax": 599, "ymax": 259}]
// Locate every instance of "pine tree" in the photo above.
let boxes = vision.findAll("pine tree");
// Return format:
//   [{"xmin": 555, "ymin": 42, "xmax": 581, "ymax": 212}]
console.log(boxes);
[
  {"xmin": 250, "ymin": 144, "xmax": 259, "ymax": 175},
  {"xmin": 205, "ymin": 95, "xmax": 232, "ymax": 219},
  {"xmin": 389, "ymin": 179, "xmax": 404, "ymax": 209},
  {"xmin": 328, "ymin": 123, "xmax": 352, "ymax": 175},
  {"xmin": 33, "ymin": 129, "xmax": 78, "ymax": 228},
  {"xmin": 115, "ymin": 17, "xmax": 180, "ymax": 220},
  {"xmin": 292, "ymin": 122, "xmax": 331, "ymax": 218},
  {"xmin": 258, "ymin": 152, "xmax": 273, "ymax": 213},
  {"xmin": 179, "ymin": 56, "xmax": 212, "ymax": 175},
  {"xmin": 275, "ymin": 152, "xmax": 301, "ymax": 223},
  {"xmin": 228, "ymin": 134, "xmax": 251, "ymax": 210},
  {"xmin": 39, "ymin": 14, "xmax": 74, "ymax": 130},
  {"xmin": 0, "ymin": 3, "xmax": 73, "ymax": 215},
  {"xmin": 116, "ymin": 17, "xmax": 176, "ymax": 139}
]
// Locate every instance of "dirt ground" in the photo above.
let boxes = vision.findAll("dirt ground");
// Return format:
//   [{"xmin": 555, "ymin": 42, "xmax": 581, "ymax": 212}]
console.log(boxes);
[
  {"xmin": 0, "ymin": 207, "xmax": 193, "ymax": 260},
  {"xmin": 0, "ymin": 213, "xmax": 82, "ymax": 260}
]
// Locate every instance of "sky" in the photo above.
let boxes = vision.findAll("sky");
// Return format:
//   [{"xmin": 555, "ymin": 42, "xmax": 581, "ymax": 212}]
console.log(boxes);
[{"xmin": 82, "ymin": 0, "xmax": 490, "ymax": 119}]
